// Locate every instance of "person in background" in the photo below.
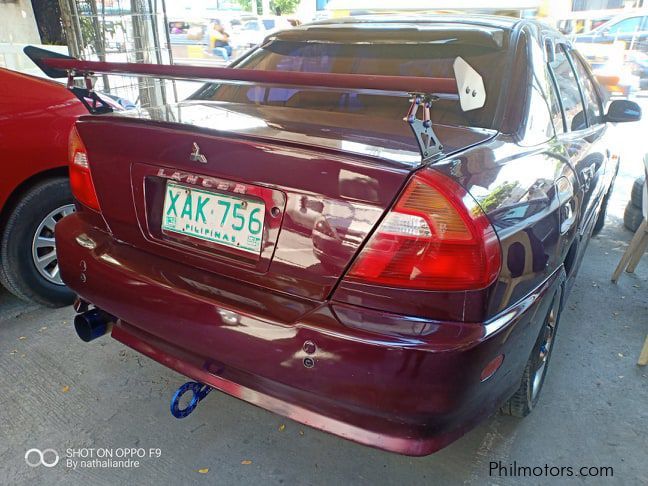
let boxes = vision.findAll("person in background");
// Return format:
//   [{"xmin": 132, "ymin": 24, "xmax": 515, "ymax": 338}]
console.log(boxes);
[
  {"xmin": 211, "ymin": 24, "xmax": 233, "ymax": 62},
  {"xmin": 170, "ymin": 22, "xmax": 184, "ymax": 34}
]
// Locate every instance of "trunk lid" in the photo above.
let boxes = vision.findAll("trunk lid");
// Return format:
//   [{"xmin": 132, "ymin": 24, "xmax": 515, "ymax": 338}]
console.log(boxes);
[{"xmin": 76, "ymin": 101, "xmax": 494, "ymax": 302}]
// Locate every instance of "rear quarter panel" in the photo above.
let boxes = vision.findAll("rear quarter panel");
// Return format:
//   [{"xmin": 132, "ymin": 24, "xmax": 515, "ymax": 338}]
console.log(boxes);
[
  {"xmin": 435, "ymin": 138, "xmax": 569, "ymax": 318},
  {"xmin": 335, "ymin": 137, "xmax": 571, "ymax": 324},
  {"xmin": 0, "ymin": 69, "xmax": 85, "ymax": 213}
]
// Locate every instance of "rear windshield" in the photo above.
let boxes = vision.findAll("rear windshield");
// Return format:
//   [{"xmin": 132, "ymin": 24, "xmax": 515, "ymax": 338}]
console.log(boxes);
[{"xmin": 193, "ymin": 26, "xmax": 510, "ymax": 130}]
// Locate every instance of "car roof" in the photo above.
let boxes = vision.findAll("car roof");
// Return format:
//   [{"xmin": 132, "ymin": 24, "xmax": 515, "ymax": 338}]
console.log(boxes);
[
  {"xmin": 276, "ymin": 14, "xmax": 567, "ymax": 47},
  {"xmin": 603, "ymin": 10, "xmax": 648, "ymax": 22},
  {"xmin": 306, "ymin": 14, "xmax": 521, "ymax": 30}
]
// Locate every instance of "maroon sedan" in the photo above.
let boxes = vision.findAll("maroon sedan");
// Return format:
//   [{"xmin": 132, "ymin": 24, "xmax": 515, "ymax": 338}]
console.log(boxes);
[{"xmin": 49, "ymin": 16, "xmax": 640, "ymax": 455}]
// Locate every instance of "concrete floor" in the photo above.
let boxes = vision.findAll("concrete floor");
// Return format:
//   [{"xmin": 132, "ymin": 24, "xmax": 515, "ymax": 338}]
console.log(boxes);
[{"xmin": 1, "ymin": 117, "xmax": 648, "ymax": 486}]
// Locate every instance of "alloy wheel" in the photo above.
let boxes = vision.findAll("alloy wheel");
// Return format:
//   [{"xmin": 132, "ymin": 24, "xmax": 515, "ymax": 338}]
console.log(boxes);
[
  {"xmin": 531, "ymin": 302, "xmax": 558, "ymax": 401},
  {"xmin": 31, "ymin": 204, "xmax": 76, "ymax": 285}
]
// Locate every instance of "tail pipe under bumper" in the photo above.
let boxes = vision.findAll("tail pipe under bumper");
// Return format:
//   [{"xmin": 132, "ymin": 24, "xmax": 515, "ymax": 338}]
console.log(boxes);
[{"xmin": 73, "ymin": 300, "xmax": 116, "ymax": 342}]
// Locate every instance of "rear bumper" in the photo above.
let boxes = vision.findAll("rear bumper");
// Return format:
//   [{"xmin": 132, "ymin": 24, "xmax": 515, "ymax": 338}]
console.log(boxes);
[{"xmin": 56, "ymin": 213, "xmax": 561, "ymax": 455}]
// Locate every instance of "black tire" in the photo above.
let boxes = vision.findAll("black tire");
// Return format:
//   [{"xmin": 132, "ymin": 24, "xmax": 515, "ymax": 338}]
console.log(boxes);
[
  {"xmin": 0, "ymin": 177, "xmax": 75, "ymax": 307},
  {"xmin": 631, "ymin": 176, "xmax": 645, "ymax": 209},
  {"xmin": 501, "ymin": 291, "xmax": 561, "ymax": 418},
  {"xmin": 592, "ymin": 190, "xmax": 610, "ymax": 236},
  {"xmin": 624, "ymin": 202, "xmax": 644, "ymax": 233}
]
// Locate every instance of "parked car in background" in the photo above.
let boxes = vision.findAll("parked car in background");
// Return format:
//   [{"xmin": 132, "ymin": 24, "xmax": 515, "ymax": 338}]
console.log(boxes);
[
  {"xmin": 557, "ymin": 13, "xmax": 614, "ymax": 36},
  {"xmin": 236, "ymin": 16, "xmax": 293, "ymax": 48},
  {"xmin": 0, "ymin": 68, "xmax": 87, "ymax": 306},
  {"xmin": 47, "ymin": 15, "xmax": 640, "ymax": 455},
  {"xmin": 168, "ymin": 19, "xmax": 208, "ymax": 45},
  {"xmin": 573, "ymin": 12, "xmax": 648, "ymax": 53}
]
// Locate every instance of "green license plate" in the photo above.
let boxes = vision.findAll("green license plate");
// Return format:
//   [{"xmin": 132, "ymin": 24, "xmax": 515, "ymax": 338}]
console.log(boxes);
[{"xmin": 161, "ymin": 181, "xmax": 264, "ymax": 255}]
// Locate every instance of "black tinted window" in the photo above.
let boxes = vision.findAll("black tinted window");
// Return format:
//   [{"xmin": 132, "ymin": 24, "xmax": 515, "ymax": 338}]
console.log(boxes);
[
  {"xmin": 530, "ymin": 36, "xmax": 562, "ymax": 135},
  {"xmin": 194, "ymin": 28, "xmax": 510, "ymax": 130},
  {"xmin": 570, "ymin": 51, "xmax": 602, "ymax": 126},
  {"xmin": 522, "ymin": 35, "xmax": 559, "ymax": 142},
  {"xmin": 545, "ymin": 64, "xmax": 564, "ymax": 133},
  {"xmin": 550, "ymin": 44, "xmax": 586, "ymax": 131}
]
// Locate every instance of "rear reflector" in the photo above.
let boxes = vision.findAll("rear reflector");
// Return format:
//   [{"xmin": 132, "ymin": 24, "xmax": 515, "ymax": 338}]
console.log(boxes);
[
  {"xmin": 480, "ymin": 354, "xmax": 505, "ymax": 382},
  {"xmin": 69, "ymin": 126, "xmax": 101, "ymax": 212},
  {"xmin": 346, "ymin": 169, "xmax": 501, "ymax": 291}
]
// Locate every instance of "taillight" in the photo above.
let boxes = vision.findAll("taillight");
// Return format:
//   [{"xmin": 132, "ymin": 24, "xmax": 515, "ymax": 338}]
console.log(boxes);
[
  {"xmin": 69, "ymin": 126, "xmax": 101, "ymax": 211},
  {"xmin": 346, "ymin": 170, "xmax": 501, "ymax": 291}
]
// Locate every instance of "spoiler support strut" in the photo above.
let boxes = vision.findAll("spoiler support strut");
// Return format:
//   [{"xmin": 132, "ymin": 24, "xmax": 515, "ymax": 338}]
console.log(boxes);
[
  {"xmin": 67, "ymin": 70, "xmax": 113, "ymax": 115},
  {"xmin": 405, "ymin": 94, "xmax": 443, "ymax": 160}
]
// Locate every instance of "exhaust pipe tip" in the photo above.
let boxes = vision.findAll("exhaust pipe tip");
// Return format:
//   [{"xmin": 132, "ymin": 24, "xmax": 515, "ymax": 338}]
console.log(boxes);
[{"xmin": 74, "ymin": 308, "xmax": 115, "ymax": 342}]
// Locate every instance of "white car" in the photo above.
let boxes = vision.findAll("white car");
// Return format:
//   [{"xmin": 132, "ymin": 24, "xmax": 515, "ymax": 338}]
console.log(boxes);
[{"xmin": 235, "ymin": 16, "xmax": 293, "ymax": 48}]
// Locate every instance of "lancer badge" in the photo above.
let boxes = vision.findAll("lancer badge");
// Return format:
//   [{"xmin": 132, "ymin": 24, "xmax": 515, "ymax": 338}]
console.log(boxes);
[{"xmin": 190, "ymin": 143, "xmax": 207, "ymax": 164}]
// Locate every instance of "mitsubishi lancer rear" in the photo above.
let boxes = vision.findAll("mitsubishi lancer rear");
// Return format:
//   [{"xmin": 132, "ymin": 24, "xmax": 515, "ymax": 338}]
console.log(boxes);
[{"xmin": 46, "ymin": 16, "xmax": 608, "ymax": 455}]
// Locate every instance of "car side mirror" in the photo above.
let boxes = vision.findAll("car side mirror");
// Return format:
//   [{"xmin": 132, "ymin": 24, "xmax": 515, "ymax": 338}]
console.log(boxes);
[{"xmin": 606, "ymin": 99, "xmax": 642, "ymax": 123}]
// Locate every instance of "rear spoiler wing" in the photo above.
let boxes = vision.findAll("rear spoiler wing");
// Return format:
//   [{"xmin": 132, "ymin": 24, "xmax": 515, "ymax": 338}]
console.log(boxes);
[{"xmin": 24, "ymin": 45, "xmax": 486, "ymax": 161}]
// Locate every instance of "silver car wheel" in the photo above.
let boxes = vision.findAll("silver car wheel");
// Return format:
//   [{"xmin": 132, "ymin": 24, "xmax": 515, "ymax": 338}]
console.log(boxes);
[
  {"xmin": 531, "ymin": 306, "xmax": 557, "ymax": 401},
  {"xmin": 31, "ymin": 204, "xmax": 75, "ymax": 285}
]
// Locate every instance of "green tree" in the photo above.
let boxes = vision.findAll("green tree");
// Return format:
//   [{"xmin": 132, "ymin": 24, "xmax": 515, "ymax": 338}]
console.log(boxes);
[
  {"xmin": 235, "ymin": 0, "xmax": 261, "ymax": 14},
  {"xmin": 235, "ymin": 0, "xmax": 300, "ymax": 15},
  {"xmin": 270, "ymin": 0, "xmax": 300, "ymax": 15}
]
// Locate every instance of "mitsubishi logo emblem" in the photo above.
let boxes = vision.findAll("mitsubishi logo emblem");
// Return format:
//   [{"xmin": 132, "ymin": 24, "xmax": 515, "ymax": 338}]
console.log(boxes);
[{"xmin": 190, "ymin": 143, "xmax": 207, "ymax": 164}]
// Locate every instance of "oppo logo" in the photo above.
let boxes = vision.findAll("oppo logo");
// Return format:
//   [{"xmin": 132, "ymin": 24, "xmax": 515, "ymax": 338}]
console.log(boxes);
[{"xmin": 25, "ymin": 448, "xmax": 59, "ymax": 468}]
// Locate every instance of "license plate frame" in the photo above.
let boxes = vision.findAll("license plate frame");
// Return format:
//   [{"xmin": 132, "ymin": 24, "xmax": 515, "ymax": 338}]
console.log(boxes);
[{"xmin": 161, "ymin": 181, "xmax": 265, "ymax": 256}]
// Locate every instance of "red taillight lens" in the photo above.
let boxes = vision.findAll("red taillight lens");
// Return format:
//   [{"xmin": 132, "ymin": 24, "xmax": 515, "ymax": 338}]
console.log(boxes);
[
  {"xmin": 346, "ymin": 170, "xmax": 501, "ymax": 291},
  {"xmin": 69, "ymin": 126, "xmax": 101, "ymax": 212}
]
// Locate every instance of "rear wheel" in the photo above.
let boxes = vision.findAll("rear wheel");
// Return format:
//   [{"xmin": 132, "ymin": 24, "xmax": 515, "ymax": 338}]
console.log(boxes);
[
  {"xmin": 624, "ymin": 202, "xmax": 643, "ymax": 233},
  {"xmin": 631, "ymin": 176, "xmax": 645, "ymax": 209},
  {"xmin": 0, "ymin": 178, "xmax": 76, "ymax": 307},
  {"xmin": 501, "ymin": 291, "xmax": 562, "ymax": 417}
]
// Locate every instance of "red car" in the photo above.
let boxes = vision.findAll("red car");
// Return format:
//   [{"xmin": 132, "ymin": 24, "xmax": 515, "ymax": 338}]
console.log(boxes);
[
  {"xmin": 45, "ymin": 16, "xmax": 639, "ymax": 454},
  {"xmin": 0, "ymin": 68, "xmax": 86, "ymax": 306}
]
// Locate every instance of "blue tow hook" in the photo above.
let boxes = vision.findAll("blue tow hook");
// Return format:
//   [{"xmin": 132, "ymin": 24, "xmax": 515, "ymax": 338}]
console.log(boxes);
[{"xmin": 170, "ymin": 381, "xmax": 212, "ymax": 419}]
